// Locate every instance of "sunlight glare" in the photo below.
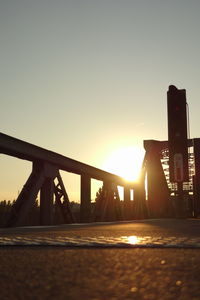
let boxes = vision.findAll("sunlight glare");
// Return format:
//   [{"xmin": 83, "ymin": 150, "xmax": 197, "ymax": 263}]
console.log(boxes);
[
  {"xmin": 102, "ymin": 146, "xmax": 145, "ymax": 182},
  {"xmin": 127, "ymin": 236, "xmax": 140, "ymax": 245}
]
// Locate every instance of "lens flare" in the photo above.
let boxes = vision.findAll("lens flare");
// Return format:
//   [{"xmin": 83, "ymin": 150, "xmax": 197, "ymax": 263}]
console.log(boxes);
[{"xmin": 102, "ymin": 146, "xmax": 145, "ymax": 181}]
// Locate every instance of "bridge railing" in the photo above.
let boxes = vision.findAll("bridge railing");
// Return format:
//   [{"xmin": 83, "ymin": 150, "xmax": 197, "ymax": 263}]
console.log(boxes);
[{"xmin": 0, "ymin": 132, "xmax": 145, "ymax": 227}]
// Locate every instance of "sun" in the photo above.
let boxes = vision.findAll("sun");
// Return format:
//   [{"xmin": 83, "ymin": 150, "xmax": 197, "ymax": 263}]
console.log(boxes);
[{"xmin": 102, "ymin": 146, "xmax": 145, "ymax": 182}]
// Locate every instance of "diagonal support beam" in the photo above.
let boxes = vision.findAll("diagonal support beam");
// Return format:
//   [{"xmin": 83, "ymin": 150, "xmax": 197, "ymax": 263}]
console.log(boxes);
[
  {"xmin": 7, "ymin": 163, "xmax": 45, "ymax": 227},
  {"xmin": 54, "ymin": 173, "xmax": 75, "ymax": 223},
  {"xmin": 94, "ymin": 182, "xmax": 122, "ymax": 222}
]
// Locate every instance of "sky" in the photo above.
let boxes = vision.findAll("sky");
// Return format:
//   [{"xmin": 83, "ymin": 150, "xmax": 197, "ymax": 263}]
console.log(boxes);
[{"xmin": 1, "ymin": 0, "xmax": 200, "ymax": 202}]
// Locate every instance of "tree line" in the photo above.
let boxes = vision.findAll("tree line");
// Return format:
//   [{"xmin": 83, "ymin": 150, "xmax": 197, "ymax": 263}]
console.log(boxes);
[{"xmin": 0, "ymin": 199, "xmax": 81, "ymax": 227}]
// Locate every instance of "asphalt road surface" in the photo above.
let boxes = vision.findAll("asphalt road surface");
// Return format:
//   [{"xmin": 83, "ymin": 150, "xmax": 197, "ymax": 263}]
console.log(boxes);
[{"xmin": 0, "ymin": 219, "xmax": 200, "ymax": 300}]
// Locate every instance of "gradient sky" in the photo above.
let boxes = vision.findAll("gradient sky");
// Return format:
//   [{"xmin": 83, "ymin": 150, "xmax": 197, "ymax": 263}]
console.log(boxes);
[{"xmin": 1, "ymin": 0, "xmax": 200, "ymax": 202}]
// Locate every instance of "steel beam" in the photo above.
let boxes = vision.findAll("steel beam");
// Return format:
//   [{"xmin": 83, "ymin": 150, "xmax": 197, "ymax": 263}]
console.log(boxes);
[
  {"xmin": 134, "ymin": 182, "xmax": 148, "ymax": 219},
  {"xmin": 144, "ymin": 141, "xmax": 170, "ymax": 217},
  {"xmin": 124, "ymin": 187, "xmax": 131, "ymax": 219},
  {"xmin": 80, "ymin": 174, "xmax": 91, "ymax": 222},
  {"xmin": 144, "ymin": 139, "xmax": 193, "ymax": 152},
  {"xmin": 40, "ymin": 178, "xmax": 54, "ymax": 225},
  {"xmin": 0, "ymin": 132, "xmax": 134, "ymax": 187},
  {"xmin": 124, "ymin": 187, "xmax": 130, "ymax": 202},
  {"xmin": 54, "ymin": 173, "xmax": 75, "ymax": 223},
  {"xmin": 7, "ymin": 163, "xmax": 45, "ymax": 227}
]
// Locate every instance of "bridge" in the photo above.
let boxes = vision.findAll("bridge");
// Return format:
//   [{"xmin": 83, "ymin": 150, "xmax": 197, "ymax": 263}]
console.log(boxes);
[
  {"xmin": 0, "ymin": 132, "xmax": 147, "ymax": 227},
  {"xmin": 1, "ymin": 86, "xmax": 200, "ymax": 226},
  {"xmin": 1, "ymin": 86, "xmax": 200, "ymax": 299}
]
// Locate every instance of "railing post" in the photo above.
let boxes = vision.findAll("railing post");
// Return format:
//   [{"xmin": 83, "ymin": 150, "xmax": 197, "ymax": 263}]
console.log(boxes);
[
  {"xmin": 134, "ymin": 182, "xmax": 148, "ymax": 219},
  {"xmin": 40, "ymin": 177, "xmax": 54, "ymax": 225},
  {"xmin": 124, "ymin": 186, "xmax": 131, "ymax": 220},
  {"xmin": 40, "ymin": 163, "xmax": 58, "ymax": 225},
  {"xmin": 80, "ymin": 174, "xmax": 91, "ymax": 222}
]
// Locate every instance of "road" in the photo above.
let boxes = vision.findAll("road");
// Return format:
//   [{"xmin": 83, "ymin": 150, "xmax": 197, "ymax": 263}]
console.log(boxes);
[{"xmin": 0, "ymin": 219, "xmax": 200, "ymax": 300}]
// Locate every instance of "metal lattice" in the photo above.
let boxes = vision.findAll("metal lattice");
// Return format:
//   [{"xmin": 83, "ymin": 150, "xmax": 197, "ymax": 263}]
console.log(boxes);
[{"xmin": 160, "ymin": 147, "xmax": 194, "ymax": 194}]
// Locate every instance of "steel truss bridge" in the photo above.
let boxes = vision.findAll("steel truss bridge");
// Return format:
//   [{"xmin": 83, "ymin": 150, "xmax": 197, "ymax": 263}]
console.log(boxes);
[
  {"xmin": 143, "ymin": 139, "xmax": 200, "ymax": 218},
  {"xmin": 0, "ymin": 132, "xmax": 147, "ymax": 227},
  {"xmin": 1, "ymin": 133, "xmax": 200, "ymax": 227}
]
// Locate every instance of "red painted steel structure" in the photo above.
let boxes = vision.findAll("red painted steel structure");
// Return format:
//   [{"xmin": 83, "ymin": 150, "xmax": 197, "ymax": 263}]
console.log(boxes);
[
  {"xmin": 2, "ymin": 86, "xmax": 199, "ymax": 223},
  {"xmin": 167, "ymin": 85, "xmax": 189, "ymax": 182},
  {"xmin": 143, "ymin": 138, "xmax": 200, "ymax": 218},
  {"xmin": 143, "ymin": 140, "xmax": 170, "ymax": 217},
  {"xmin": 0, "ymin": 132, "xmax": 143, "ymax": 226}
]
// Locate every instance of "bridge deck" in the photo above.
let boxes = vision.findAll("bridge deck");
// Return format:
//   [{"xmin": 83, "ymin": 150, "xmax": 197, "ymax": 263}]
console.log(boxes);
[{"xmin": 0, "ymin": 219, "xmax": 200, "ymax": 299}]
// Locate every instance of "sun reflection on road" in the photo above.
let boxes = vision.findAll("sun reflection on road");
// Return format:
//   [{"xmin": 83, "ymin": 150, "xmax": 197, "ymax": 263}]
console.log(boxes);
[{"xmin": 123, "ymin": 235, "xmax": 142, "ymax": 245}]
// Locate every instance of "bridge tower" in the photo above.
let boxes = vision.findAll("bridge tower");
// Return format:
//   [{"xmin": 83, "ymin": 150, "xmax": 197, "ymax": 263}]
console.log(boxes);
[{"xmin": 143, "ymin": 140, "xmax": 170, "ymax": 217}]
